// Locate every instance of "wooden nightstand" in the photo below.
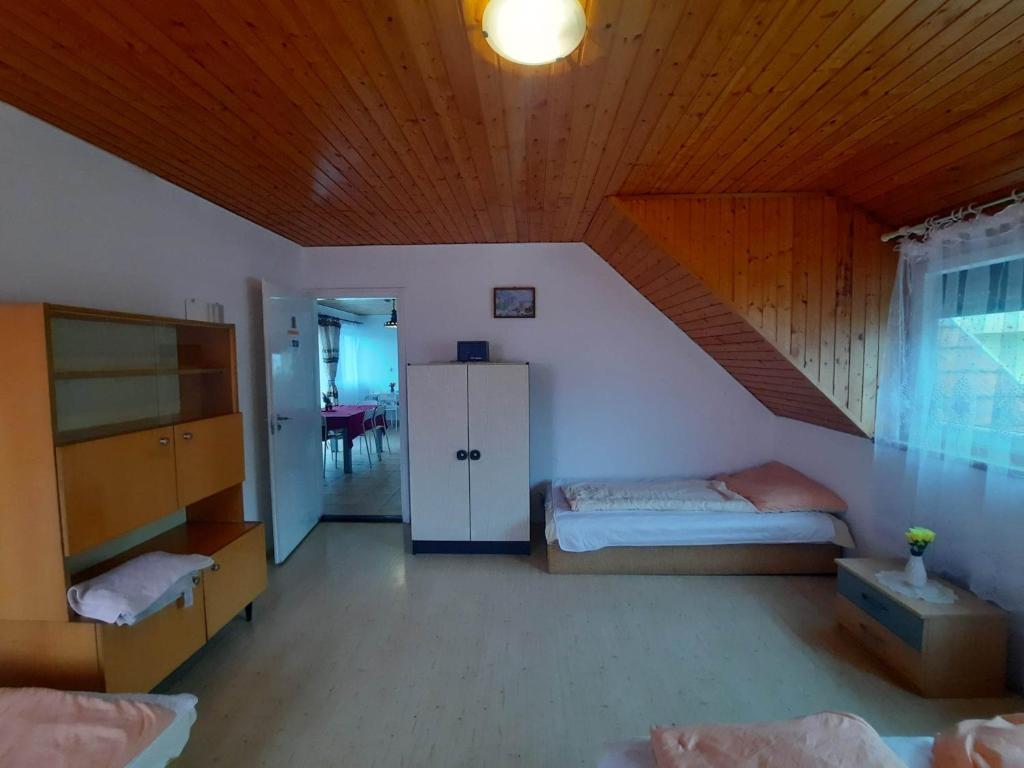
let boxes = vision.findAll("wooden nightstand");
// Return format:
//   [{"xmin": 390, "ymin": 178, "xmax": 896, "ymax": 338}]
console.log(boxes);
[{"xmin": 836, "ymin": 558, "xmax": 1007, "ymax": 698}]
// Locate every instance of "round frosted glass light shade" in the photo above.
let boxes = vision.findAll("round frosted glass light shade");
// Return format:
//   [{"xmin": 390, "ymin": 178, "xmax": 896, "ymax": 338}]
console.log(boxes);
[{"xmin": 482, "ymin": 0, "xmax": 586, "ymax": 66}]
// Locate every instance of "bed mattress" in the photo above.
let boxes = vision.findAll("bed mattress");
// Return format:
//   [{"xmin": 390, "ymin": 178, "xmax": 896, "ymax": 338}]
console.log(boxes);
[
  {"xmin": 97, "ymin": 692, "xmax": 197, "ymax": 768},
  {"xmin": 547, "ymin": 485, "xmax": 854, "ymax": 553},
  {"xmin": 597, "ymin": 736, "xmax": 934, "ymax": 768}
]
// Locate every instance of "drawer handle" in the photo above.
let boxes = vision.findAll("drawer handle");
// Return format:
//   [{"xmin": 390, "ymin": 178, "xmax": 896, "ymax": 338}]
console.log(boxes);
[
  {"xmin": 182, "ymin": 431, "xmax": 194, "ymax": 441},
  {"xmin": 210, "ymin": 563, "xmax": 221, "ymax": 572},
  {"xmin": 158, "ymin": 437, "xmax": 171, "ymax": 446},
  {"xmin": 860, "ymin": 591, "xmax": 888, "ymax": 612},
  {"xmin": 192, "ymin": 574, "xmax": 200, "ymax": 586}
]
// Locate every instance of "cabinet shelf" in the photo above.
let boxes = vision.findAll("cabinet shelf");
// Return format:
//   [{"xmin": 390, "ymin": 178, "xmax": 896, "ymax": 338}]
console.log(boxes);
[
  {"xmin": 53, "ymin": 367, "xmax": 227, "ymax": 380},
  {"xmin": 70, "ymin": 520, "xmax": 261, "ymax": 588}
]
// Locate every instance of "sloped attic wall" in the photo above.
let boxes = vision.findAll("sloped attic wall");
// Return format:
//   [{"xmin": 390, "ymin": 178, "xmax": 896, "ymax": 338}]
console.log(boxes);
[{"xmin": 585, "ymin": 195, "xmax": 897, "ymax": 436}]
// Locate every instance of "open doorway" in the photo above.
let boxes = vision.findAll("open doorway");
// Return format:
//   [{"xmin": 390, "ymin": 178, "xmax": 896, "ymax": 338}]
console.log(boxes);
[{"xmin": 317, "ymin": 297, "xmax": 402, "ymax": 523}]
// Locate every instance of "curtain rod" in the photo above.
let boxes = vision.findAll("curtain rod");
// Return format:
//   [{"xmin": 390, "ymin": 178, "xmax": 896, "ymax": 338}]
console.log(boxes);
[{"xmin": 881, "ymin": 189, "xmax": 1024, "ymax": 243}]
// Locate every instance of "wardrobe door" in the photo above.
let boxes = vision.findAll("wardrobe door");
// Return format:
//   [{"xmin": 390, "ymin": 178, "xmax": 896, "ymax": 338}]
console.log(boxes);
[
  {"xmin": 408, "ymin": 365, "xmax": 471, "ymax": 541},
  {"xmin": 467, "ymin": 364, "xmax": 529, "ymax": 542}
]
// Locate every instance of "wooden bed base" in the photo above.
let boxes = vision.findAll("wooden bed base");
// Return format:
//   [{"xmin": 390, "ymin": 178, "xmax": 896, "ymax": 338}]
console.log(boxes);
[{"xmin": 546, "ymin": 539, "xmax": 840, "ymax": 575}]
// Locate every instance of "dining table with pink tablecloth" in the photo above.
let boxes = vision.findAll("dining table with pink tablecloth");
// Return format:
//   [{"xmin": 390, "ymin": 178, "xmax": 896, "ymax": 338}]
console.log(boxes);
[{"xmin": 321, "ymin": 406, "xmax": 384, "ymax": 473}]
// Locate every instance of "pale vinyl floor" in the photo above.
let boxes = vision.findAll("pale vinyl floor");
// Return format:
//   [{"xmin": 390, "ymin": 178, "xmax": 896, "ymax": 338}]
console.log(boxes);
[
  {"xmin": 161, "ymin": 524, "xmax": 1021, "ymax": 767},
  {"xmin": 322, "ymin": 428, "xmax": 402, "ymax": 518}
]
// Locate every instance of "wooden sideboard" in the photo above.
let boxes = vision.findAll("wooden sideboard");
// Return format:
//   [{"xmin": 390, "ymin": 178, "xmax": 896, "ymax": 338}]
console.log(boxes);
[
  {"xmin": 836, "ymin": 558, "xmax": 1007, "ymax": 697},
  {"xmin": 0, "ymin": 303, "xmax": 266, "ymax": 692}
]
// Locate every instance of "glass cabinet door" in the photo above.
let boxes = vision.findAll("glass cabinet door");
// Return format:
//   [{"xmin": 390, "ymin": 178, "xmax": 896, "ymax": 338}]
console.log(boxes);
[
  {"xmin": 48, "ymin": 310, "xmax": 235, "ymax": 444},
  {"xmin": 49, "ymin": 315, "xmax": 179, "ymax": 442}
]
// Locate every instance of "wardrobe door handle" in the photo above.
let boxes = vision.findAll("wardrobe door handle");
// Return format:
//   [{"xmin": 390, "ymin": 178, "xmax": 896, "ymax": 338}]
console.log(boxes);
[
  {"xmin": 158, "ymin": 437, "xmax": 171, "ymax": 446},
  {"xmin": 182, "ymin": 431, "xmax": 194, "ymax": 441},
  {"xmin": 469, "ymin": 449, "xmax": 481, "ymax": 461},
  {"xmin": 456, "ymin": 450, "xmax": 468, "ymax": 461},
  {"xmin": 210, "ymin": 563, "xmax": 221, "ymax": 572}
]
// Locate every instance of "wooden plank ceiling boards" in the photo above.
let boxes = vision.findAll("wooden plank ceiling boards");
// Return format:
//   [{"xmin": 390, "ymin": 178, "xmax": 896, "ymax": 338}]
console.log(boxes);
[
  {"xmin": 585, "ymin": 196, "xmax": 896, "ymax": 437},
  {"xmin": 1, "ymin": 0, "xmax": 1023, "ymax": 246}
]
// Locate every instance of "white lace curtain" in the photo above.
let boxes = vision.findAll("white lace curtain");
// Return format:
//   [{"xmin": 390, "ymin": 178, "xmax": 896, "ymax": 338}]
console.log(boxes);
[
  {"xmin": 318, "ymin": 314, "xmax": 341, "ymax": 403},
  {"xmin": 875, "ymin": 202, "xmax": 1024, "ymax": 614}
]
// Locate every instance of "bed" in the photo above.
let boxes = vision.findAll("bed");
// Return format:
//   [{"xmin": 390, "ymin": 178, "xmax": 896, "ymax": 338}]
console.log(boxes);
[
  {"xmin": 546, "ymin": 465, "xmax": 854, "ymax": 575},
  {"xmin": 597, "ymin": 736, "xmax": 934, "ymax": 768},
  {"xmin": 0, "ymin": 688, "xmax": 197, "ymax": 768}
]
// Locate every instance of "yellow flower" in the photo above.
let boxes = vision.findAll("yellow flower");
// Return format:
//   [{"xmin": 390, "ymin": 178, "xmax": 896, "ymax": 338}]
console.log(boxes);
[{"xmin": 905, "ymin": 526, "xmax": 936, "ymax": 544}]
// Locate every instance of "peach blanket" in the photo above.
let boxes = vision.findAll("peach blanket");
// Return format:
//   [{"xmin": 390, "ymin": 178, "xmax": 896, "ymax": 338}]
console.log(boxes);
[
  {"xmin": 0, "ymin": 687, "xmax": 174, "ymax": 768},
  {"xmin": 650, "ymin": 711, "xmax": 904, "ymax": 768},
  {"xmin": 933, "ymin": 713, "xmax": 1024, "ymax": 768}
]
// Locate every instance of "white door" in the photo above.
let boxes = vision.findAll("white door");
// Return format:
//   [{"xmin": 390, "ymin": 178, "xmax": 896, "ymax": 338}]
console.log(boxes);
[
  {"xmin": 468, "ymin": 364, "xmax": 530, "ymax": 542},
  {"xmin": 408, "ymin": 364, "xmax": 470, "ymax": 541},
  {"xmin": 262, "ymin": 281, "xmax": 322, "ymax": 563}
]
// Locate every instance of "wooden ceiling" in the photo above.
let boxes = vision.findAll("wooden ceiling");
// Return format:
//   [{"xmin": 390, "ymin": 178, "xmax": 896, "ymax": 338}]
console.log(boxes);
[{"xmin": 1, "ymin": 1, "xmax": 1023, "ymax": 246}]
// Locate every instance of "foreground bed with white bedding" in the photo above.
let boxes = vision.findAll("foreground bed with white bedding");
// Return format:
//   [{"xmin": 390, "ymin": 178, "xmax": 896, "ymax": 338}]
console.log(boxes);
[{"xmin": 546, "ymin": 470, "xmax": 853, "ymax": 575}]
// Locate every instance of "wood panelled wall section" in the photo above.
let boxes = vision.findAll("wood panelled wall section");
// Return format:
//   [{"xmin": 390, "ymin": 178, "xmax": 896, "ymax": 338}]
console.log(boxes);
[{"xmin": 585, "ymin": 195, "xmax": 897, "ymax": 436}]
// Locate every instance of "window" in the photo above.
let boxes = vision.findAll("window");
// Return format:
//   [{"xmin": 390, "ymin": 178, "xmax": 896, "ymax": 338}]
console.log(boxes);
[{"xmin": 917, "ymin": 257, "xmax": 1024, "ymax": 468}]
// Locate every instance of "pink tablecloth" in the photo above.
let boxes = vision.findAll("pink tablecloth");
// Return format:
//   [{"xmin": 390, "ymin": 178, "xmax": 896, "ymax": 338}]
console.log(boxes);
[{"xmin": 322, "ymin": 406, "xmax": 375, "ymax": 440}]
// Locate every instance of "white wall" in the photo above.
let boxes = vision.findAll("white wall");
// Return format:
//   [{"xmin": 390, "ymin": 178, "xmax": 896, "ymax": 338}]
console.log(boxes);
[
  {"xmin": 0, "ymin": 103, "xmax": 297, "ymax": 532},
  {"xmin": 299, "ymin": 243, "xmax": 779, "ymax": 518}
]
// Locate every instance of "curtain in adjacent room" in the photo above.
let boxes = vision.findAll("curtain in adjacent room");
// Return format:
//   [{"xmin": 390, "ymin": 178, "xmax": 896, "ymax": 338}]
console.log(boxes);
[
  {"xmin": 875, "ymin": 201, "xmax": 1024, "ymax": 616},
  {"xmin": 318, "ymin": 314, "xmax": 341, "ymax": 404}
]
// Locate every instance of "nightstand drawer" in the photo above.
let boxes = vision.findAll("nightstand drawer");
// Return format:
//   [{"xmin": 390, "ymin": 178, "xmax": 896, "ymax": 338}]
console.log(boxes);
[{"xmin": 837, "ymin": 568, "xmax": 923, "ymax": 651}]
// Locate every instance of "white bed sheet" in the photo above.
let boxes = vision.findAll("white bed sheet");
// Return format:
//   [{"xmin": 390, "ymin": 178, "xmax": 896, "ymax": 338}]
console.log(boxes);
[
  {"xmin": 597, "ymin": 736, "xmax": 933, "ymax": 768},
  {"xmin": 547, "ymin": 485, "xmax": 855, "ymax": 553},
  {"xmin": 93, "ymin": 692, "xmax": 198, "ymax": 768}
]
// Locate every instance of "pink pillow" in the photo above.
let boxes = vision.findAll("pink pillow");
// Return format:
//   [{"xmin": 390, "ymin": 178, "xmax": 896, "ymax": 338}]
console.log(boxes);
[
  {"xmin": 715, "ymin": 461, "xmax": 846, "ymax": 513},
  {"xmin": 650, "ymin": 711, "xmax": 904, "ymax": 768},
  {"xmin": 932, "ymin": 713, "xmax": 1024, "ymax": 768}
]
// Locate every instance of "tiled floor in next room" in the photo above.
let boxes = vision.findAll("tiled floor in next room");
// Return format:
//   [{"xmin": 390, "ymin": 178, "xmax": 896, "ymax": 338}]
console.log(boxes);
[{"xmin": 322, "ymin": 427, "xmax": 402, "ymax": 519}]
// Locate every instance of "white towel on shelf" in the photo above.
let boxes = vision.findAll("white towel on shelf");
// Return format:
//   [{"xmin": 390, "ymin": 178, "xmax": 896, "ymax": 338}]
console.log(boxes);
[{"xmin": 67, "ymin": 551, "xmax": 214, "ymax": 625}]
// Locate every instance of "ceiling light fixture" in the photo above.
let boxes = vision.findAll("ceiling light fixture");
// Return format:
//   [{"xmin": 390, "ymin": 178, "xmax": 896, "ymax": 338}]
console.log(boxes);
[
  {"xmin": 481, "ymin": 0, "xmax": 586, "ymax": 66},
  {"xmin": 384, "ymin": 299, "xmax": 398, "ymax": 329}
]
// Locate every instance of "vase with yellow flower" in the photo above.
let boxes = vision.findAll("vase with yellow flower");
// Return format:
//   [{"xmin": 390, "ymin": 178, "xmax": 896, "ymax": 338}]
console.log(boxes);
[{"xmin": 904, "ymin": 527, "xmax": 936, "ymax": 587}]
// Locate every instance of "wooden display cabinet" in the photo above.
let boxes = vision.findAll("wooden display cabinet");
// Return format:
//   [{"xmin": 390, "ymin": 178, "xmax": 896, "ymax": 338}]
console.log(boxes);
[{"xmin": 0, "ymin": 303, "xmax": 267, "ymax": 692}]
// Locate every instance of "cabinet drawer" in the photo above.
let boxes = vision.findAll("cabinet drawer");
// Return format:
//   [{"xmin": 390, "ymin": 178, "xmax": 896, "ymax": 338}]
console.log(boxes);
[
  {"xmin": 57, "ymin": 427, "xmax": 179, "ymax": 555},
  {"xmin": 203, "ymin": 524, "xmax": 267, "ymax": 636},
  {"xmin": 837, "ymin": 568, "xmax": 923, "ymax": 651},
  {"xmin": 836, "ymin": 595, "xmax": 924, "ymax": 689},
  {"xmin": 98, "ymin": 579, "xmax": 207, "ymax": 693},
  {"xmin": 174, "ymin": 413, "xmax": 245, "ymax": 507}
]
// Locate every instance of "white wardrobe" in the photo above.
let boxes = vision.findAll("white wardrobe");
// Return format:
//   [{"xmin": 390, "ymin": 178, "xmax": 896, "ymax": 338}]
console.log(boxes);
[{"xmin": 407, "ymin": 363, "xmax": 530, "ymax": 553}]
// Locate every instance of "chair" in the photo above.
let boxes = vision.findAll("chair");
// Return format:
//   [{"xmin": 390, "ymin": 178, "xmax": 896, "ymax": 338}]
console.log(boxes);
[
  {"xmin": 365, "ymin": 404, "xmax": 391, "ymax": 458},
  {"xmin": 321, "ymin": 416, "xmax": 345, "ymax": 477},
  {"xmin": 359, "ymin": 408, "xmax": 377, "ymax": 466},
  {"xmin": 382, "ymin": 393, "xmax": 399, "ymax": 429}
]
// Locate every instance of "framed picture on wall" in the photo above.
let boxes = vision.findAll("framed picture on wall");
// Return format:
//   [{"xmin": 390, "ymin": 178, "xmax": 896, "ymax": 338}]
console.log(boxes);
[{"xmin": 493, "ymin": 286, "xmax": 536, "ymax": 318}]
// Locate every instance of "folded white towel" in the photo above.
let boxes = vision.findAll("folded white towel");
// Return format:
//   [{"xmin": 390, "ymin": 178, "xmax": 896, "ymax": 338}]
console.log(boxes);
[{"xmin": 67, "ymin": 551, "xmax": 214, "ymax": 625}]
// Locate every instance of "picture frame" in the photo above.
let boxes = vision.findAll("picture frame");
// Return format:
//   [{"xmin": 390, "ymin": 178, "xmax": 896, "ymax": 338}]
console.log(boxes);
[{"xmin": 493, "ymin": 286, "xmax": 536, "ymax": 318}]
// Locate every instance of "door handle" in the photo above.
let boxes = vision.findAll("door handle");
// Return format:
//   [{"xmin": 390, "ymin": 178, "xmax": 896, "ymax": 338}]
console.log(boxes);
[
  {"xmin": 456, "ymin": 450, "xmax": 468, "ymax": 461},
  {"xmin": 182, "ymin": 431, "xmax": 194, "ymax": 441},
  {"xmin": 469, "ymin": 449, "xmax": 481, "ymax": 461},
  {"xmin": 275, "ymin": 415, "xmax": 291, "ymax": 421},
  {"xmin": 158, "ymin": 437, "xmax": 171, "ymax": 446}
]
